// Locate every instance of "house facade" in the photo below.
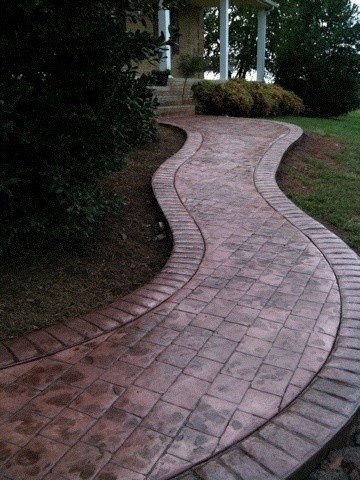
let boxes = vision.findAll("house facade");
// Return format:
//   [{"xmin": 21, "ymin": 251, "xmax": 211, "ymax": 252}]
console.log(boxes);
[
  {"xmin": 128, "ymin": 3, "xmax": 205, "ymax": 78},
  {"xmin": 157, "ymin": 0, "xmax": 278, "ymax": 81}
]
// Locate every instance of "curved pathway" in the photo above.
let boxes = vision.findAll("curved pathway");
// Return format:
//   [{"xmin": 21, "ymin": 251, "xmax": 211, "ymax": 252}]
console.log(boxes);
[{"xmin": 1, "ymin": 116, "xmax": 360, "ymax": 480}]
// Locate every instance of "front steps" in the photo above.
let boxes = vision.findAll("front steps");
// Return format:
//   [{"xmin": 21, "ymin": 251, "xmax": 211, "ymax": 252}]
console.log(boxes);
[
  {"xmin": 154, "ymin": 77, "xmax": 199, "ymax": 116},
  {"xmin": 156, "ymin": 104, "xmax": 196, "ymax": 116}
]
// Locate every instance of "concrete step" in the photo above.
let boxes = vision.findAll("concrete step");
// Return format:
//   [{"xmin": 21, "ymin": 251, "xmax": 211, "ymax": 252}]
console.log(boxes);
[
  {"xmin": 153, "ymin": 78, "xmax": 198, "ymax": 96},
  {"xmin": 155, "ymin": 96, "xmax": 193, "ymax": 106},
  {"xmin": 154, "ymin": 89, "xmax": 193, "ymax": 99},
  {"xmin": 158, "ymin": 92, "xmax": 192, "ymax": 98},
  {"xmin": 155, "ymin": 104, "xmax": 196, "ymax": 116},
  {"xmin": 153, "ymin": 78, "xmax": 198, "ymax": 114}
]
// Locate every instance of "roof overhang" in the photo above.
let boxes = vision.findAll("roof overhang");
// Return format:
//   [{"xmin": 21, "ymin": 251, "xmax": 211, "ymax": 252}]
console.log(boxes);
[{"xmin": 185, "ymin": 0, "xmax": 278, "ymax": 9}]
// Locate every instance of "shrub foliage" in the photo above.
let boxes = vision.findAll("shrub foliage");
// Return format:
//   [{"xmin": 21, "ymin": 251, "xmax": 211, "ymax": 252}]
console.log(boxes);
[
  {"xmin": 192, "ymin": 80, "xmax": 304, "ymax": 117},
  {"xmin": 0, "ymin": 1, "xmax": 174, "ymax": 252}
]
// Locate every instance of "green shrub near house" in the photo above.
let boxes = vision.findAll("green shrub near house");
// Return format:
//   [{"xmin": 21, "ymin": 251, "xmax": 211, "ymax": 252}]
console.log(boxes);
[
  {"xmin": 192, "ymin": 79, "xmax": 304, "ymax": 117},
  {"xmin": 191, "ymin": 81, "xmax": 253, "ymax": 116},
  {"xmin": 0, "ymin": 1, "xmax": 170, "ymax": 254},
  {"xmin": 218, "ymin": 81, "xmax": 254, "ymax": 117}
]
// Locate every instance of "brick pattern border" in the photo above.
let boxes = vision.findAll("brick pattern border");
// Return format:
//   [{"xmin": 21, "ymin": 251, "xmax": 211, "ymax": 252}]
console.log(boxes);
[
  {"xmin": 174, "ymin": 121, "xmax": 360, "ymax": 480},
  {"xmin": 0, "ymin": 126, "xmax": 205, "ymax": 369}
]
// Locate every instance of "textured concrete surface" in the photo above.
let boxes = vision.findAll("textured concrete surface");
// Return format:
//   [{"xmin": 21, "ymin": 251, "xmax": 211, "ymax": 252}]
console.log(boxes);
[{"xmin": 1, "ymin": 116, "xmax": 359, "ymax": 480}]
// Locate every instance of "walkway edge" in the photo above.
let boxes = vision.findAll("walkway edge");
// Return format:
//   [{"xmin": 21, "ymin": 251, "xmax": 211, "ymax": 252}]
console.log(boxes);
[
  {"xmin": 0, "ymin": 124, "xmax": 205, "ymax": 368},
  {"xmin": 175, "ymin": 121, "xmax": 360, "ymax": 480}
]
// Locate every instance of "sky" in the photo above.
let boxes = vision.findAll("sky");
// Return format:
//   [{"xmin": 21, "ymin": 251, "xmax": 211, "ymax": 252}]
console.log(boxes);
[{"xmin": 353, "ymin": 0, "xmax": 360, "ymax": 6}]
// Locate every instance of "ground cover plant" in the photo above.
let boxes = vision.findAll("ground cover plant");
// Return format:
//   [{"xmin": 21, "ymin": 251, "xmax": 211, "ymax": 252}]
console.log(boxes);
[{"xmin": 277, "ymin": 110, "xmax": 360, "ymax": 254}]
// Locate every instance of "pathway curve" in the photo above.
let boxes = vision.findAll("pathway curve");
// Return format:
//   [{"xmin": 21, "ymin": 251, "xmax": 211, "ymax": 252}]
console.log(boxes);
[{"xmin": 1, "ymin": 116, "xmax": 360, "ymax": 480}]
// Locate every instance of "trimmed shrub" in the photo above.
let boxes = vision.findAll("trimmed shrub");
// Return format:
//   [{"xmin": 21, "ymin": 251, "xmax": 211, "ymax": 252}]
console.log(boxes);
[
  {"xmin": 241, "ymin": 80, "xmax": 279, "ymax": 116},
  {"xmin": 0, "ymin": 1, "xmax": 167, "ymax": 253},
  {"xmin": 273, "ymin": 86, "xmax": 305, "ymax": 116},
  {"xmin": 241, "ymin": 81, "xmax": 305, "ymax": 117},
  {"xmin": 192, "ymin": 80, "xmax": 253, "ymax": 116},
  {"xmin": 219, "ymin": 81, "xmax": 254, "ymax": 117},
  {"xmin": 192, "ymin": 79, "xmax": 304, "ymax": 118},
  {"xmin": 192, "ymin": 81, "xmax": 224, "ymax": 115}
]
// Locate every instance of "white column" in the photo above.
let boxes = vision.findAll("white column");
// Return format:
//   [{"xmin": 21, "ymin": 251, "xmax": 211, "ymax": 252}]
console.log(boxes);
[
  {"xmin": 256, "ymin": 9, "xmax": 267, "ymax": 82},
  {"xmin": 220, "ymin": 0, "xmax": 229, "ymax": 80},
  {"xmin": 158, "ymin": 2, "xmax": 171, "ymax": 71}
]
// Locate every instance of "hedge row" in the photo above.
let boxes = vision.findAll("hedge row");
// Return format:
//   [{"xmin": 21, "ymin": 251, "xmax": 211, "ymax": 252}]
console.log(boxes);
[{"xmin": 192, "ymin": 79, "xmax": 305, "ymax": 117}]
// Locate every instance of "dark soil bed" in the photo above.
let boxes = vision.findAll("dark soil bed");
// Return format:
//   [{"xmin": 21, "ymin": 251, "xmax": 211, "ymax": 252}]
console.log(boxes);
[{"xmin": 0, "ymin": 125, "xmax": 185, "ymax": 340}]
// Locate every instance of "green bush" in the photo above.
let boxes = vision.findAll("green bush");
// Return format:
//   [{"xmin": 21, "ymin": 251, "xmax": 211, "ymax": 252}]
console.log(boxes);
[
  {"xmin": 240, "ymin": 81, "xmax": 305, "ymax": 117},
  {"xmin": 192, "ymin": 79, "xmax": 304, "ymax": 118},
  {"xmin": 191, "ymin": 81, "xmax": 224, "ymax": 114},
  {"xmin": 273, "ymin": 86, "xmax": 305, "ymax": 116},
  {"xmin": 239, "ymin": 80, "xmax": 279, "ymax": 116},
  {"xmin": 192, "ymin": 80, "xmax": 253, "ymax": 116},
  {"xmin": 0, "ymin": 1, "xmax": 169, "ymax": 253},
  {"xmin": 219, "ymin": 81, "xmax": 254, "ymax": 116}
]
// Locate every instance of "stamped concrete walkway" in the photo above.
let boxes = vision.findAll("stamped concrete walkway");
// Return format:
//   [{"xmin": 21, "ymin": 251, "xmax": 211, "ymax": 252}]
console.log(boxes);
[{"xmin": 1, "ymin": 116, "xmax": 360, "ymax": 480}]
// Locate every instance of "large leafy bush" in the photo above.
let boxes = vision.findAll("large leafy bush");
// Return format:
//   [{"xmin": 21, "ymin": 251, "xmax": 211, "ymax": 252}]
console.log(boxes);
[
  {"xmin": 0, "ymin": 1, "xmax": 172, "ymax": 252},
  {"xmin": 191, "ymin": 81, "xmax": 253, "ymax": 116},
  {"xmin": 192, "ymin": 80, "xmax": 304, "ymax": 117}
]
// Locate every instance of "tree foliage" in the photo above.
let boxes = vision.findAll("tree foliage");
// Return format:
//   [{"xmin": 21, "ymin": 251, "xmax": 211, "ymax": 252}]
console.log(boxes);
[
  {"xmin": 204, "ymin": 0, "xmax": 360, "ymax": 117},
  {"xmin": 0, "ymin": 0, "xmax": 177, "ymax": 253},
  {"xmin": 204, "ymin": 3, "xmax": 288, "ymax": 78},
  {"xmin": 204, "ymin": 6, "xmax": 257, "ymax": 78},
  {"xmin": 274, "ymin": 0, "xmax": 360, "ymax": 117}
]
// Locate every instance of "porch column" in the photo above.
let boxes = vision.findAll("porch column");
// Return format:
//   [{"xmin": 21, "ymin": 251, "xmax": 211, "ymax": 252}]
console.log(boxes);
[
  {"xmin": 256, "ymin": 9, "xmax": 267, "ymax": 82},
  {"xmin": 158, "ymin": 1, "xmax": 171, "ymax": 71},
  {"xmin": 219, "ymin": 0, "xmax": 229, "ymax": 80}
]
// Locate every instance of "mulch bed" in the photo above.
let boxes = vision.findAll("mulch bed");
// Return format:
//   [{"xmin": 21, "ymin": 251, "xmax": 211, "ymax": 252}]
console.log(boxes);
[{"xmin": 0, "ymin": 125, "xmax": 185, "ymax": 340}]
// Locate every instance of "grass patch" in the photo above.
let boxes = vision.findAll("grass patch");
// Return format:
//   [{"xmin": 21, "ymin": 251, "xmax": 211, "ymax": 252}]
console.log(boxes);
[{"xmin": 276, "ymin": 110, "xmax": 360, "ymax": 254}]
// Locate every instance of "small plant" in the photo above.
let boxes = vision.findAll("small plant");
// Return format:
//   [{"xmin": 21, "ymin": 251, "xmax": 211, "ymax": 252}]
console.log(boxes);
[
  {"xmin": 178, "ymin": 54, "xmax": 205, "ymax": 102},
  {"xmin": 152, "ymin": 69, "xmax": 170, "ymax": 86},
  {"xmin": 178, "ymin": 54, "xmax": 205, "ymax": 79}
]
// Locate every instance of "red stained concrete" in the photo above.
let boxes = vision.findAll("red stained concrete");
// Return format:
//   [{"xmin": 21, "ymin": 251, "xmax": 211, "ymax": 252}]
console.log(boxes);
[{"xmin": 1, "ymin": 116, "xmax": 360, "ymax": 480}]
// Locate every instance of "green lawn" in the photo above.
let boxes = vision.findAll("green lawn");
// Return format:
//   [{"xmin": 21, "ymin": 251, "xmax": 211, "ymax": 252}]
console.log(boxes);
[{"xmin": 275, "ymin": 110, "xmax": 360, "ymax": 254}]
